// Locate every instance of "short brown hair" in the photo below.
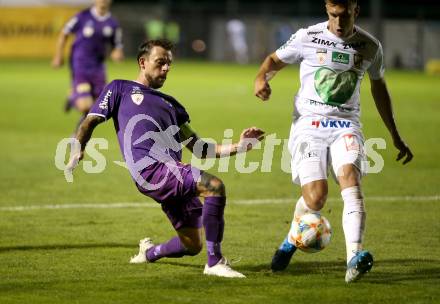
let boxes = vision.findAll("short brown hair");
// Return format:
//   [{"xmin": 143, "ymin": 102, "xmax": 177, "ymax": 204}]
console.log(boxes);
[{"xmin": 136, "ymin": 39, "xmax": 174, "ymax": 62}]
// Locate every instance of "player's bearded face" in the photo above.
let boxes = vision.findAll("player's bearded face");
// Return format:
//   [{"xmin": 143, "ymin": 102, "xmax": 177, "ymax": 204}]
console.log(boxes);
[
  {"xmin": 326, "ymin": 3, "xmax": 359, "ymax": 38},
  {"xmin": 142, "ymin": 47, "xmax": 173, "ymax": 89}
]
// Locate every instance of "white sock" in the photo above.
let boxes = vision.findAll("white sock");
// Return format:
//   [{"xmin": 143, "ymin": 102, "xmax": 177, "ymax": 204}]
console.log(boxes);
[
  {"xmin": 285, "ymin": 197, "xmax": 318, "ymax": 246},
  {"xmin": 293, "ymin": 196, "xmax": 317, "ymax": 219},
  {"xmin": 341, "ymin": 186, "xmax": 366, "ymax": 263}
]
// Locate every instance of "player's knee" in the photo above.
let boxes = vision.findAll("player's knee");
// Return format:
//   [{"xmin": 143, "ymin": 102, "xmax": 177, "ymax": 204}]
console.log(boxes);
[
  {"xmin": 76, "ymin": 96, "xmax": 93, "ymax": 113},
  {"xmin": 337, "ymin": 164, "xmax": 361, "ymax": 187},
  {"xmin": 304, "ymin": 187, "xmax": 328, "ymax": 211},
  {"xmin": 186, "ymin": 242, "xmax": 203, "ymax": 256},
  {"xmin": 205, "ymin": 176, "xmax": 226, "ymax": 197},
  {"xmin": 178, "ymin": 228, "xmax": 203, "ymax": 255},
  {"xmin": 181, "ymin": 237, "xmax": 203, "ymax": 256},
  {"xmin": 197, "ymin": 172, "xmax": 227, "ymax": 197},
  {"xmin": 339, "ymin": 172, "xmax": 359, "ymax": 184}
]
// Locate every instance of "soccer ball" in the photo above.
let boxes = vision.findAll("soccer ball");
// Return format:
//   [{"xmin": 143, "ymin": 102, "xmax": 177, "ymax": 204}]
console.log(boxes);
[{"xmin": 288, "ymin": 213, "xmax": 332, "ymax": 253}]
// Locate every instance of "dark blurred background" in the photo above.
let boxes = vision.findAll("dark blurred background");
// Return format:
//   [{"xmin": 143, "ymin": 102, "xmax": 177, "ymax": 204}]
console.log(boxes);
[
  {"xmin": 1, "ymin": 0, "xmax": 439, "ymax": 70},
  {"xmin": 112, "ymin": 0, "xmax": 440, "ymax": 69}
]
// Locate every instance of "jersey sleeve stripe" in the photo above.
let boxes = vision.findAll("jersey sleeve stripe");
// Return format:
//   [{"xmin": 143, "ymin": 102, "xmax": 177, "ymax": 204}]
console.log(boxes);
[
  {"xmin": 113, "ymin": 28, "xmax": 123, "ymax": 49},
  {"xmin": 87, "ymin": 113, "xmax": 107, "ymax": 120},
  {"xmin": 63, "ymin": 16, "xmax": 78, "ymax": 34}
]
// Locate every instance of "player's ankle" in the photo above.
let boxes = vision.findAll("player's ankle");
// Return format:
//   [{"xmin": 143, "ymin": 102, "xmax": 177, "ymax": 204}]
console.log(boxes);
[{"xmin": 279, "ymin": 237, "xmax": 296, "ymax": 252}]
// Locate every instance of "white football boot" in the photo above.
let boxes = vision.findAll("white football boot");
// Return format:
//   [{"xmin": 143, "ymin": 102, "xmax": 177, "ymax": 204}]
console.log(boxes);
[
  {"xmin": 203, "ymin": 257, "xmax": 246, "ymax": 278},
  {"xmin": 129, "ymin": 238, "xmax": 155, "ymax": 264}
]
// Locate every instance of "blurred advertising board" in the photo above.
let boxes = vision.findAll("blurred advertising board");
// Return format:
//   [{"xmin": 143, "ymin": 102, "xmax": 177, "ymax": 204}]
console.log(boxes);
[{"xmin": 0, "ymin": 7, "xmax": 82, "ymax": 58}]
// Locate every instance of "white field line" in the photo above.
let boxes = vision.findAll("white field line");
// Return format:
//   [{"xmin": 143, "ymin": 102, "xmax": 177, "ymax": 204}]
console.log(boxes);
[{"xmin": 0, "ymin": 195, "xmax": 439, "ymax": 212}]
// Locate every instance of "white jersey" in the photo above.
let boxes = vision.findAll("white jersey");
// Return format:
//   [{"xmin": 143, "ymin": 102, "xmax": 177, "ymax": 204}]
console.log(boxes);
[{"xmin": 276, "ymin": 21, "xmax": 385, "ymax": 122}]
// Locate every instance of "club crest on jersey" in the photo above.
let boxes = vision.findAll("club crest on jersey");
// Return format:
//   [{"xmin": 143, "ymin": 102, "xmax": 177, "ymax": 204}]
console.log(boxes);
[
  {"xmin": 83, "ymin": 21, "xmax": 94, "ymax": 37},
  {"xmin": 102, "ymin": 26, "xmax": 113, "ymax": 37},
  {"xmin": 131, "ymin": 86, "xmax": 144, "ymax": 105},
  {"xmin": 316, "ymin": 49, "xmax": 327, "ymax": 64}
]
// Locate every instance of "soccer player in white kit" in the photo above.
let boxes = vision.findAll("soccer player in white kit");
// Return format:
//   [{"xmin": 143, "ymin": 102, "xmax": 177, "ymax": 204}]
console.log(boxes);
[{"xmin": 254, "ymin": 0, "xmax": 413, "ymax": 282}]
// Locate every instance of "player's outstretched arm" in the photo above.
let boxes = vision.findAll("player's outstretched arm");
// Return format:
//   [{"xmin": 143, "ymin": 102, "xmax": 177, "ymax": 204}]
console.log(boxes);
[
  {"xmin": 179, "ymin": 123, "xmax": 265, "ymax": 159},
  {"xmin": 51, "ymin": 32, "xmax": 69, "ymax": 68},
  {"xmin": 370, "ymin": 77, "xmax": 413, "ymax": 164},
  {"xmin": 254, "ymin": 52, "xmax": 287, "ymax": 101},
  {"xmin": 110, "ymin": 27, "xmax": 124, "ymax": 62},
  {"xmin": 66, "ymin": 115, "xmax": 105, "ymax": 171}
]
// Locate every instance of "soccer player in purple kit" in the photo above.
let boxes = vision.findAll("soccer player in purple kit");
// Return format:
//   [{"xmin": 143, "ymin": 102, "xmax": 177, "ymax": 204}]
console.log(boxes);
[
  {"xmin": 66, "ymin": 39, "xmax": 265, "ymax": 278},
  {"xmin": 52, "ymin": 0, "xmax": 124, "ymax": 131}
]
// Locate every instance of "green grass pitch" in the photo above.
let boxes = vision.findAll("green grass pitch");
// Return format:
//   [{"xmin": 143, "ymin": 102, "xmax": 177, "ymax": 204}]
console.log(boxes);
[{"xmin": 0, "ymin": 59, "xmax": 439, "ymax": 303}]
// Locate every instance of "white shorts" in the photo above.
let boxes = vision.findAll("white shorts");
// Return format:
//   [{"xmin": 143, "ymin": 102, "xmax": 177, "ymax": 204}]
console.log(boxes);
[{"xmin": 288, "ymin": 115, "xmax": 366, "ymax": 186}]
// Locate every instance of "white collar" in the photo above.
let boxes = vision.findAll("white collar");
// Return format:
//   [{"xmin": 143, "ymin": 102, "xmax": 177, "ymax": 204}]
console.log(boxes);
[{"xmin": 90, "ymin": 7, "xmax": 111, "ymax": 22}]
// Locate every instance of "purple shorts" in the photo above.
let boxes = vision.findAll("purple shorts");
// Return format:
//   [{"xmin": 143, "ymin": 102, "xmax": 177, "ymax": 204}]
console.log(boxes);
[
  {"xmin": 69, "ymin": 68, "xmax": 106, "ymax": 107},
  {"xmin": 136, "ymin": 161, "xmax": 203, "ymax": 230}
]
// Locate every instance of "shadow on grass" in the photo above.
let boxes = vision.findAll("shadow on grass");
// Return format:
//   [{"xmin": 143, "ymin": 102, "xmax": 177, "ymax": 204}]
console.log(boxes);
[
  {"xmin": 1, "ymin": 244, "xmax": 439, "ymax": 284},
  {"xmin": 239, "ymin": 258, "xmax": 440, "ymax": 284},
  {"xmin": 241, "ymin": 259, "xmax": 346, "ymax": 274},
  {"xmin": 0, "ymin": 243, "xmax": 134, "ymax": 252},
  {"xmin": 148, "ymin": 258, "xmax": 440, "ymax": 283},
  {"xmin": 158, "ymin": 260, "xmax": 203, "ymax": 270},
  {"xmin": 367, "ymin": 259, "xmax": 440, "ymax": 284}
]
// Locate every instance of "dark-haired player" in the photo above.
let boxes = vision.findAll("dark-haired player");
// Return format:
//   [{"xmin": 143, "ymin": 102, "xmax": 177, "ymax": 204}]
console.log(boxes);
[{"xmin": 67, "ymin": 39, "xmax": 264, "ymax": 278}]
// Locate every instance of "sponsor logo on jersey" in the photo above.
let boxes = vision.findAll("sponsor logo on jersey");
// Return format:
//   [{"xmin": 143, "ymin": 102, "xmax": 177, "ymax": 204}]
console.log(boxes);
[
  {"xmin": 99, "ymin": 90, "xmax": 111, "ymax": 110},
  {"xmin": 311, "ymin": 120, "xmax": 351, "ymax": 128},
  {"xmin": 300, "ymin": 150, "xmax": 320, "ymax": 161},
  {"xmin": 311, "ymin": 38, "xmax": 367, "ymax": 50},
  {"xmin": 102, "ymin": 26, "xmax": 113, "ymax": 37},
  {"xmin": 311, "ymin": 37, "xmax": 337, "ymax": 48},
  {"xmin": 305, "ymin": 99, "xmax": 353, "ymax": 112},
  {"xmin": 307, "ymin": 31, "xmax": 323, "ymax": 35},
  {"xmin": 298, "ymin": 142, "xmax": 320, "ymax": 161},
  {"xmin": 332, "ymin": 51, "xmax": 350, "ymax": 64},
  {"xmin": 131, "ymin": 86, "xmax": 144, "ymax": 105},
  {"xmin": 316, "ymin": 49, "xmax": 327, "ymax": 64},
  {"xmin": 354, "ymin": 54, "xmax": 363, "ymax": 68},
  {"xmin": 342, "ymin": 41, "xmax": 367, "ymax": 50},
  {"xmin": 343, "ymin": 134, "xmax": 360, "ymax": 151}
]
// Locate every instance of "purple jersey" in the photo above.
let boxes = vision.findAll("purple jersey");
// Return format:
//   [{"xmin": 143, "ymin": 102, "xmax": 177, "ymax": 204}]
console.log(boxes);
[
  {"xmin": 89, "ymin": 80, "xmax": 202, "ymax": 226},
  {"xmin": 88, "ymin": 79, "xmax": 190, "ymax": 174},
  {"xmin": 64, "ymin": 7, "xmax": 122, "ymax": 71}
]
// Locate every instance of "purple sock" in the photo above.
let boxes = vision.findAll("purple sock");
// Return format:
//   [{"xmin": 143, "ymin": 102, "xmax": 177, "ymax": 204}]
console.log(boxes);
[
  {"xmin": 146, "ymin": 236, "xmax": 187, "ymax": 262},
  {"xmin": 203, "ymin": 196, "xmax": 226, "ymax": 267}
]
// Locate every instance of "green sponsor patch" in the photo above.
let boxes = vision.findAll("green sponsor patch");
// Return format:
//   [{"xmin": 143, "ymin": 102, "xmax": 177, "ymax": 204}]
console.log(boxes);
[
  {"xmin": 314, "ymin": 67, "xmax": 357, "ymax": 105},
  {"xmin": 332, "ymin": 51, "xmax": 350, "ymax": 64}
]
